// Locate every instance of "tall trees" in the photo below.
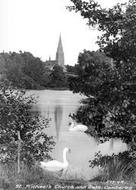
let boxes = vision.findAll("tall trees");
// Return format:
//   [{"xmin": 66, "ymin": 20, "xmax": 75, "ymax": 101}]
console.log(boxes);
[
  {"xmin": 1, "ymin": 52, "xmax": 24, "ymax": 88},
  {"xmin": 21, "ymin": 52, "xmax": 45, "ymax": 86},
  {"xmin": 68, "ymin": 0, "xmax": 136, "ymax": 62},
  {"xmin": 0, "ymin": 80, "xmax": 54, "ymax": 166},
  {"xmin": 0, "ymin": 51, "xmax": 69, "ymax": 89},
  {"xmin": 68, "ymin": 0, "xmax": 136, "ymax": 150},
  {"xmin": 49, "ymin": 65, "xmax": 68, "ymax": 88},
  {"xmin": 0, "ymin": 52, "xmax": 47, "ymax": 89}
]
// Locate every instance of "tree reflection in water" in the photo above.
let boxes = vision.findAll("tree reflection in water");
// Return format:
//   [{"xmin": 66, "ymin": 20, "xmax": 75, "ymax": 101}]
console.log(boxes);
[{"xmin": 54, "ymin": 105, "xmax": 63, "ymax": 141}]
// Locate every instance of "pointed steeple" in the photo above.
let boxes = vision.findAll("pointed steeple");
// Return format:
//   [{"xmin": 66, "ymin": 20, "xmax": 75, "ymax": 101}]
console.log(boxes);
[{"xmin": 56, "ymin": 34, "xmax": 64, "ymax": 67}]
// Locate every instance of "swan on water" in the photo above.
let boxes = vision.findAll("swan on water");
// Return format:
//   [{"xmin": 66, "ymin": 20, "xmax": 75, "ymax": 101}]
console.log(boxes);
[
  {"xmin": 68, "ymin": 121, "xmax": 88, "ymax": 132},
  {"xmin": 39, "ymin": 147, "xmax": 71, "ymax": 174}
]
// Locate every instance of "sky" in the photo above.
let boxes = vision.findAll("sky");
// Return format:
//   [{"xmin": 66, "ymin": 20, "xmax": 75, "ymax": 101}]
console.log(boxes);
[{"xmin": 0, "ymin": 0, "xmax": 127, "ymax": 65}]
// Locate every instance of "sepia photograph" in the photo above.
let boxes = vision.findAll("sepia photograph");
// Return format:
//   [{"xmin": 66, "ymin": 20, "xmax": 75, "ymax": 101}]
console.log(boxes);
[{"xmin": 0, "ymin": 0, "xmax": 135, "ymax": 189}]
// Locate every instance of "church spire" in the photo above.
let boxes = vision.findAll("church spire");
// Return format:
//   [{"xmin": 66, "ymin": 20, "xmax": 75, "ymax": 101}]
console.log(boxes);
[{"xmin": 56, "ymin": 34, "xmax": 64, "ymax": 67}]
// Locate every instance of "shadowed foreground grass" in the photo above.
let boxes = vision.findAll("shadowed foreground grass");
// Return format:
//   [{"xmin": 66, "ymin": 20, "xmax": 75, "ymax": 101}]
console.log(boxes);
[
  {"xmin": 0, "ymin": 163, "xmax": 88, "ymax": 190},
  {"xmin": 1, "ymin": 162, "xmax": 136, "ymax": 190}
]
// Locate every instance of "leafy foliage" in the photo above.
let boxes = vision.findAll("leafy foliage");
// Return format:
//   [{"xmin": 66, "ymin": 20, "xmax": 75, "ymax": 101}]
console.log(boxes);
[
  {"xmin": 68, "ymin": 1, "xmax": 136, "ymax": 149},
  {"xmin": 0, "ymin": 51, "xmax": 68, "ymax": 89},
  {"xmin": 0, "ymin": 80, "xmax": 55, "ymax": 166},
  {"xmin": 90, "ymin": 151, "xmax": 136, "ymax": 181},
  {"xmin": 68, "ymin": 0, "xmax": 136, "ymax": 62},
  {"xmin": 0, "ymin": 51, "xmax": 46, "ymax": 89},
  {"xmin": 66, "ymin": 64, "xmax": 78, "ymax": 74},
  {"xmin": 21, "ymin": 52, "xmax": 45, "ymax": 86},
  {"xmin": 67, "ymin": 0, "xmax": 136, "ymax": 178},
  {"xmin": 49, "ymin": 65, "xmax": 68, "ymax": 88}
]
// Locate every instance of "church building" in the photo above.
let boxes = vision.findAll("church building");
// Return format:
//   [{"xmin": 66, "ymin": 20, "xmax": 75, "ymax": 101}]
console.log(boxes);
[{"xmin": 45, "ymin": 35, "xmax": 65, "ymax": 70}]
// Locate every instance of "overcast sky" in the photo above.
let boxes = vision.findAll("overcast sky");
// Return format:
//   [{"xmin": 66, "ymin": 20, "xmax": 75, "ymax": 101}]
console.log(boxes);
[{"xmin": 0, "ymin": 0, "xmax": 126, "ymax": 65}]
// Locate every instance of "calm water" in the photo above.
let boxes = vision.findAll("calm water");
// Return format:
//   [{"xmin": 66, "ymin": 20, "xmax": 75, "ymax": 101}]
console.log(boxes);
[{"xmin": 29, "ymin": 90, "xmax": 127, "ymax": 180}]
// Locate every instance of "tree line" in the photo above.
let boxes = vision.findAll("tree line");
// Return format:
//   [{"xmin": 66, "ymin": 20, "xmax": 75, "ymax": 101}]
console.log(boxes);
[{"xmin": 0, "ymin": 51, "xmax": 70, "ymax": 89}]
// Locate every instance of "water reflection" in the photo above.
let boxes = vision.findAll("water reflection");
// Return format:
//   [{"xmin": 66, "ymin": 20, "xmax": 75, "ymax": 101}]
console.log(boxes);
[
  {"xmin": 109, "ymin": 138, "xmax": 114, "ymax": 150},
  {"xmin": 47, "ymin": 106, "xmax": 50, "ymax": 119},
  {"xmin": 54, "ymin": 105, "xmax": 63, "ymax": 141}
]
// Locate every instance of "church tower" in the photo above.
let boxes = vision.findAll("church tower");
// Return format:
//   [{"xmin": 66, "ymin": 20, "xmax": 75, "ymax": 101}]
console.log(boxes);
[{"xmin": 56, "ymin": 35, "xmax": 64, "ymax": 67}]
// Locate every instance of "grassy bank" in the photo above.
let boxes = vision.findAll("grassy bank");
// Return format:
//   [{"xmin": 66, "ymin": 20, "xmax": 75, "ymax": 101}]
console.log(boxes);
[
  {"xmin": 1, "ymin": 163, "xmax": 136, "ymax": 190},
  {"xmin": 0, "ymin": 163, "xmax": 87, "ymax": 190}
]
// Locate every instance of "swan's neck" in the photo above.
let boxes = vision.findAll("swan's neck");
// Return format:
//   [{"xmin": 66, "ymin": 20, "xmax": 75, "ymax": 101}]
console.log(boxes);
[{"xmin": 63, "ymin": 150, "xmax": 68, "ymax": 164}]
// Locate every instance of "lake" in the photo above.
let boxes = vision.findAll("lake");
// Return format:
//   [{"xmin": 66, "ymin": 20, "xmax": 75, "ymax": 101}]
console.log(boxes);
[{"xmin": 29, "ymin": 90, "xmax": 127, "ymax": 180}]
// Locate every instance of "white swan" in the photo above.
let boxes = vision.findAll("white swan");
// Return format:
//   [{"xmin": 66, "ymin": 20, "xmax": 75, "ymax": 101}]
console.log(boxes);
[
  {"xmin": 68, "ymin": 121, "xmax": 88, "ymax": 132},
  {"xmin": 40, "ymin": 147, "xmax": 71, "ymax": 172}
]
